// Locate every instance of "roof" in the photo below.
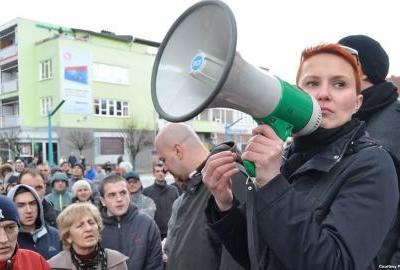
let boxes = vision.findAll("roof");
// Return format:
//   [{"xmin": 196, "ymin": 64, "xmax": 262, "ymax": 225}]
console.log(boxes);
[{"xmin": 73, "ymin": 28, "xmax": 160, "ymax": 47}]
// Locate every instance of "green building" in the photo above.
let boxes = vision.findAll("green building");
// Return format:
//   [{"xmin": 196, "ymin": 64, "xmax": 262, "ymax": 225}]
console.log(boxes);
[
  {"xmin": 0, "ymin": 17, "xmax": 161, "ymax": 169},
  {"xmin": 0, "ymin": 17, "xmax": 256, "ymax": 171}
]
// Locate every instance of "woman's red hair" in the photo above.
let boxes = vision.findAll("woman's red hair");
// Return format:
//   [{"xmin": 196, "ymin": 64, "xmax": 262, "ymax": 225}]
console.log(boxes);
[{"xmin": 296, "ymin": 43, "xmax": 363, "ymax": 94}]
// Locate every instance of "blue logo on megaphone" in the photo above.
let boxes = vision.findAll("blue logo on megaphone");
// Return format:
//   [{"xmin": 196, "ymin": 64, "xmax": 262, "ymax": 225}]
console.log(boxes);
[{"xmin": 191, "ymin": 54, "xmax": 205, "ymax": 73}]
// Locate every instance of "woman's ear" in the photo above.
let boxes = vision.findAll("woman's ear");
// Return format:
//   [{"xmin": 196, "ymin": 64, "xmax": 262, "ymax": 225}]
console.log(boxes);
[{"xmin": 354, "ymin": 94, "xmax": 363, "ymax": 113}]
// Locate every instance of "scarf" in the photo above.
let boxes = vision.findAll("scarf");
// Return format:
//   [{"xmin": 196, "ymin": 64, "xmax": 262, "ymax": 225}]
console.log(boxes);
[
  {"xmin": 70, "ymin": 243, "xmax": 107, "ymax": 270},
  {"xmin": 353, "ymin": 81, "xmax": 398, "ymax": 121}
]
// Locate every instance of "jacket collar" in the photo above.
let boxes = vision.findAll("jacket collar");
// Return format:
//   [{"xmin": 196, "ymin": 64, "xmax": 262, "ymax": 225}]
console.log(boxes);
[
  {"xmin": 286, "ymin": 121, "xmax": 366, "ymax": 178},
  {"xmin": 101, "ymin": 203, "xmax": 138, "ymax": 225}
]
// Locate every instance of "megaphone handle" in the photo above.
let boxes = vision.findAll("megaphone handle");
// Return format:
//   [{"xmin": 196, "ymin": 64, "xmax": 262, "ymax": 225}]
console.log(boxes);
[{"xmin": 243, "ymin": 117, "xmax": 293, "ymax": 177}]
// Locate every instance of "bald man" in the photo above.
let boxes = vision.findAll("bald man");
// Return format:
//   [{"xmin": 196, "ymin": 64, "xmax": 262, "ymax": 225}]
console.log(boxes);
[{"xmin": 156, "ymin": 123, "xmax": 246, "ymax": 270}]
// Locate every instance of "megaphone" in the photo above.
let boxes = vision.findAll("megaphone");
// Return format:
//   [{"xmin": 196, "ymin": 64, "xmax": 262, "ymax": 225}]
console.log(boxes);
[{"xmin": 151, "ymin": 0, "xmax": 322, "ymax": 176}]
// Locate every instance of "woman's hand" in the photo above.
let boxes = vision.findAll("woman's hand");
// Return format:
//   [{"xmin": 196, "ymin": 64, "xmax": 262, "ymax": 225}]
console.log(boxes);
[
  {"xmin": 242, "ymin": 124, "xmax": 284, "ymax": 188},
  {"xmin": 202, "ymin": 151, "xmax": 239, "ymax": 211}
]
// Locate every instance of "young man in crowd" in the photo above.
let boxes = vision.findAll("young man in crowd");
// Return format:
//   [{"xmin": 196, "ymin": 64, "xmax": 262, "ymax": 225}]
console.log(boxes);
[
  {"xmin": 7, "ymin": 184, "xmax": 61, "ymax": 259},
  {"xmin": 143, "ymin": 163, "xmax": 179, "ymax": 239},
  {"xmin": 17, "ymin": 169, "xmax": 59, "ymax": 227},
  {"xmin": 99, "ymin": 174, "xmax": 163, "ymax": 270}
]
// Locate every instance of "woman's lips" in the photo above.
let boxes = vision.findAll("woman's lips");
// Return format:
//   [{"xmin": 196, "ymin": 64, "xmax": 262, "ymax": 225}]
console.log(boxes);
[{"xmin": 320, "ymin": 107, "xmax": 333, "ymax": 114}]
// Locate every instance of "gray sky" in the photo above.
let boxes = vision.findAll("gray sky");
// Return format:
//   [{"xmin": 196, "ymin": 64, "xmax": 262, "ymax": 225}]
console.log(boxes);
[{"xmin": 2, "ymin": 0, "xmax": 399, "ymax": 82}]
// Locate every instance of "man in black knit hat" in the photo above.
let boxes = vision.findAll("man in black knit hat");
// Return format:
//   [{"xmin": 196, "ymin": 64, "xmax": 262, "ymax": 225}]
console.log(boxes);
[
  {"xmin": 339, "ymin": 35, "xmax": 400, "ymax": 160},
  {"xmin": 339, "ymin": 34, "xmax": 400, "ymax": 267}
]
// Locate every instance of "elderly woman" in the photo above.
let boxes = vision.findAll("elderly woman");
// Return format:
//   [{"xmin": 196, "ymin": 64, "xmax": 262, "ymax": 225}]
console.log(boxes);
[
  {"xmin": 71, "ymin": 180, "xmax": 97, "ymax": 205},
  {"xmin": 202, "ymin": 44, "xmax": 399, "ymax": 270},
  {"xmin": 47, "ymin": 203, "xmax": 128, "ymax": 270}
]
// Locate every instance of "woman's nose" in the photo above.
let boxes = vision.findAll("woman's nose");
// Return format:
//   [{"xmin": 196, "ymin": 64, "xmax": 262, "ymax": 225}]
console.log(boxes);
[{"xmin": 316, "ymin": 84, "xmax": 331, "ymax": 100}]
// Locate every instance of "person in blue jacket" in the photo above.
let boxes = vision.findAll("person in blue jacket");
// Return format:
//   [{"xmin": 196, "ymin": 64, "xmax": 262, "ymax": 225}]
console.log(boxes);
[
  {"xmin": 202, "ymin": 43, "xmax": 399, "ymax": 270},
  {"xmin": 8, "ymin": 184, "xmax": 62, "ymax": 259}
]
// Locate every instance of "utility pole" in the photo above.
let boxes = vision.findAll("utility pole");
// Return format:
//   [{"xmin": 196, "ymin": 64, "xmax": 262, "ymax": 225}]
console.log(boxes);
[{"xmin": 48, "ymin": 100, "xmax": 65, "ymax": 166}]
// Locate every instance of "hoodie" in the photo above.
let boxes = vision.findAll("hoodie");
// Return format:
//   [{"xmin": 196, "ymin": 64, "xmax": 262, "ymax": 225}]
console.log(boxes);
[{"xmin": 8, "ymin": 184, "xmax": 62, "ymax": 259}]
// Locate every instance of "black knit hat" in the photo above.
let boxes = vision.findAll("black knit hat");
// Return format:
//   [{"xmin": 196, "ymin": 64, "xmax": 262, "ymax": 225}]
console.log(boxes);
[
  {"xmin": 0, "ymin": 195, "xmax": 20, "ymax": 226},
  {"xmin": 339, "ymin": 35, "xmax": 389, "ymax": 84}
]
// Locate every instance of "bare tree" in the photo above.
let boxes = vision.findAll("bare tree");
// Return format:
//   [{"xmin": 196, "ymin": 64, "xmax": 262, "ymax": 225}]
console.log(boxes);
[
  {"xmin": 121, "ymin": 122, "xmax": 153, "ymax": 169},
  {"xmin": 0, "ymin": 127, "xmax": 22, "ymax": 160},
  {"xmin": 66, "ymin": 130, "xmax": 94, "ymax": 155}
]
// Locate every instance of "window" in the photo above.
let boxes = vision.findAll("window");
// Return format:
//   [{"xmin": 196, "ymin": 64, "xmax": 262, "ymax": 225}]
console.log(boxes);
[
  {"xmin": 39, "ymin": 59, "xmax": 53, "ymax": 80},
  {"xmin": 40, "ymin": 97, "xmax": 53, "ymax": 116},
  {"xmin": 100, "ymin": 137, "xmax": 124, "ymax": 155},
  {"xmin": 93, "ymin": 99, "xmax": 129, "ymax": 117}
]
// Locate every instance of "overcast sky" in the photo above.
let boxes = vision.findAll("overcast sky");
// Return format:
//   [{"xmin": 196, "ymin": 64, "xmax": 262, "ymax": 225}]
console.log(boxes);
[{"xmin": 2, "ymin": 0, "xmax": 399, "ymax": 82}]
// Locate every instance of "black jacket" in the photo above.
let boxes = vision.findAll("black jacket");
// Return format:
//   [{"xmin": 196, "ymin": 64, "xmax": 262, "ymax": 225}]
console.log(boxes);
[
  {"xmin": 360, "ymin": 84, "xmax": 400, "ymax": 161},
  {"xmin": 206, "ymin": 122, "xmax": 399, "ymax": 270},
  {"xmin": 42, "ymin": 198, "xmax": 59, "ymax": 228},
  {"xmin": 101, "ymin": 203, "xmax": 163, "ymax": 270},
  {"xmin": 166, "ymin": 141, "xmax": 247, "ymax": 270},
  {"xmin": 143, "ymin": 182, "xmax": 179, "ymax": 238}
]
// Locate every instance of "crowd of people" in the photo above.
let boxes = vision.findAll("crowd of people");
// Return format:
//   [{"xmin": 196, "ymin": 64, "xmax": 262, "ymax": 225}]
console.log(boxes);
[
  {"xmin": 0, "ymin": 154, "xmax": 179, "ymax": 269},
  {"xmin": 0, "ymin": 34, "xmax": 400, "ymax": 270}
]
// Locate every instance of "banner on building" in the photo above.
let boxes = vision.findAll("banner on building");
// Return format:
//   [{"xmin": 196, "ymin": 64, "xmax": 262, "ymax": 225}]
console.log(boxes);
[{"xmin": 60, "ymin": 48, "xmax": 92, "ymax": 115}]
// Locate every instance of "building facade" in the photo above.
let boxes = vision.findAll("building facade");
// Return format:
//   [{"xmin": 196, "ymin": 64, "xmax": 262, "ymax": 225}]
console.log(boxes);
[
  {"xmin": 0, "ymin": 17, "xmax": 256, "ymax": 171},
  {"xmin": 0, "ymin": 18, "xmax": 161, "ymax": 169}
]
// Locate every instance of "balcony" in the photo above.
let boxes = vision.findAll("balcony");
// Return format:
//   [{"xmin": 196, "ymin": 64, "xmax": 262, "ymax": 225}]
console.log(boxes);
[
  {"xmin": 0, "ymin": 114, "xmax": 19, "ymax": 128},
  {"xmin": 1, "ymin": 79, "xmax": 18, "ymax": 93},
  {"xmin": 0, "ymin": 45, "xmax": 17, "ymax": 63}
]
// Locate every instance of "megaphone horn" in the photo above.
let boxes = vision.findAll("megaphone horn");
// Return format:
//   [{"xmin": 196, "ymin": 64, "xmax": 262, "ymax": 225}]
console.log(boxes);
[{"xmin": 151, "ymin": 0, "xmax": 322, "ymax": 176}]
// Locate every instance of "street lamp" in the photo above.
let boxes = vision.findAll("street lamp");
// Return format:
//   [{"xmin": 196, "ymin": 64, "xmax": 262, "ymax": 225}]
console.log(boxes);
[
  {"xmin": 48, "ymin": 100, "xmax": 65, "ymax": 166},
  {"xmin": 224, "ymin": 117, "xmax": 243, "ymax": 141}
]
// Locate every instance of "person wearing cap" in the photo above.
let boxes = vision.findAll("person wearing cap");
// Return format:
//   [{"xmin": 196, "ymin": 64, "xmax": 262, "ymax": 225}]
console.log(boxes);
[
  {"xmin": 339, "ymin": 35, "xmax": 400, "ymax": 266},
  {"xmin": 59, "ymin": 161, "xmax": 71, "ymax": 178},
  {"xmin": 7, "ymin": 185, "xmax": 62, "ymax": 259},
  {"xmin": 339, "ymin": 34, "xmax": 400, "ymax": 160},
  {"xmin": 71, "ymin": 179, "xmax": 99, "ymax": 207},
  {"xmin": 125, "ymin": 171, "xmax": 156, "ymax": 218},
  {"xmin": 0, "ymin": 195, "xmax": 51, "ymax": 269},
  {"xmin": 4, "ymin": 174, "xmax": 19, "ymax": 195},
  {"xmin": 45, "ymin": 172, "xmax": 73, "ymax": 211},
  {"xmin": 71, "ymin": 163, "xmax": 85, "ymax": 182}
]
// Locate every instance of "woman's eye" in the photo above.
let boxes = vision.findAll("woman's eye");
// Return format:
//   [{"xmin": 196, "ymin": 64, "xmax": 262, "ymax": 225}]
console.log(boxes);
[
  {"xmin": 304, "ymin": 81, "xmax": 318, "ymax": 87},
  {"xmin": 333, "ymin": 81, "xmax": 346, "ymax": 88}
]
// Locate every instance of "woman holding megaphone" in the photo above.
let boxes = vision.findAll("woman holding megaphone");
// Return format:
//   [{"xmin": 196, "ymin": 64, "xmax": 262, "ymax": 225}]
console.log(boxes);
[{"xmin": 202, "ymin": 43, "xmax": 398, "ymax": 270}]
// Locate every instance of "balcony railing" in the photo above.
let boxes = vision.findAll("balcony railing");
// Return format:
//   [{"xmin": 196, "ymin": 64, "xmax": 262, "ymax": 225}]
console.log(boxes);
[
  {"xmin": 1, "ymin": 79, "xmax": 18, "ymax": 93},
  {"xmin": 0, "ymin": 114, "xmax": 19, "ymax": 128},
  {"xmin": 0, "ymin": 45, "xmax": 17, "ymax": 61}
]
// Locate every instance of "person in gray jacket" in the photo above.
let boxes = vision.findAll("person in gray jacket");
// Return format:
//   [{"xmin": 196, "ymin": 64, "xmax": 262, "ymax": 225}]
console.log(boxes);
[
  {"xmin": 157, "ymin": 123, "xmax": 247, "ymax": 270},
  {"xmin": 99, "ymin": 174, "xmax": 163, "ymax": 270},
  {"xmin": 125, "ymin": 171, "xmax": 156, "ymax": 218}
]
